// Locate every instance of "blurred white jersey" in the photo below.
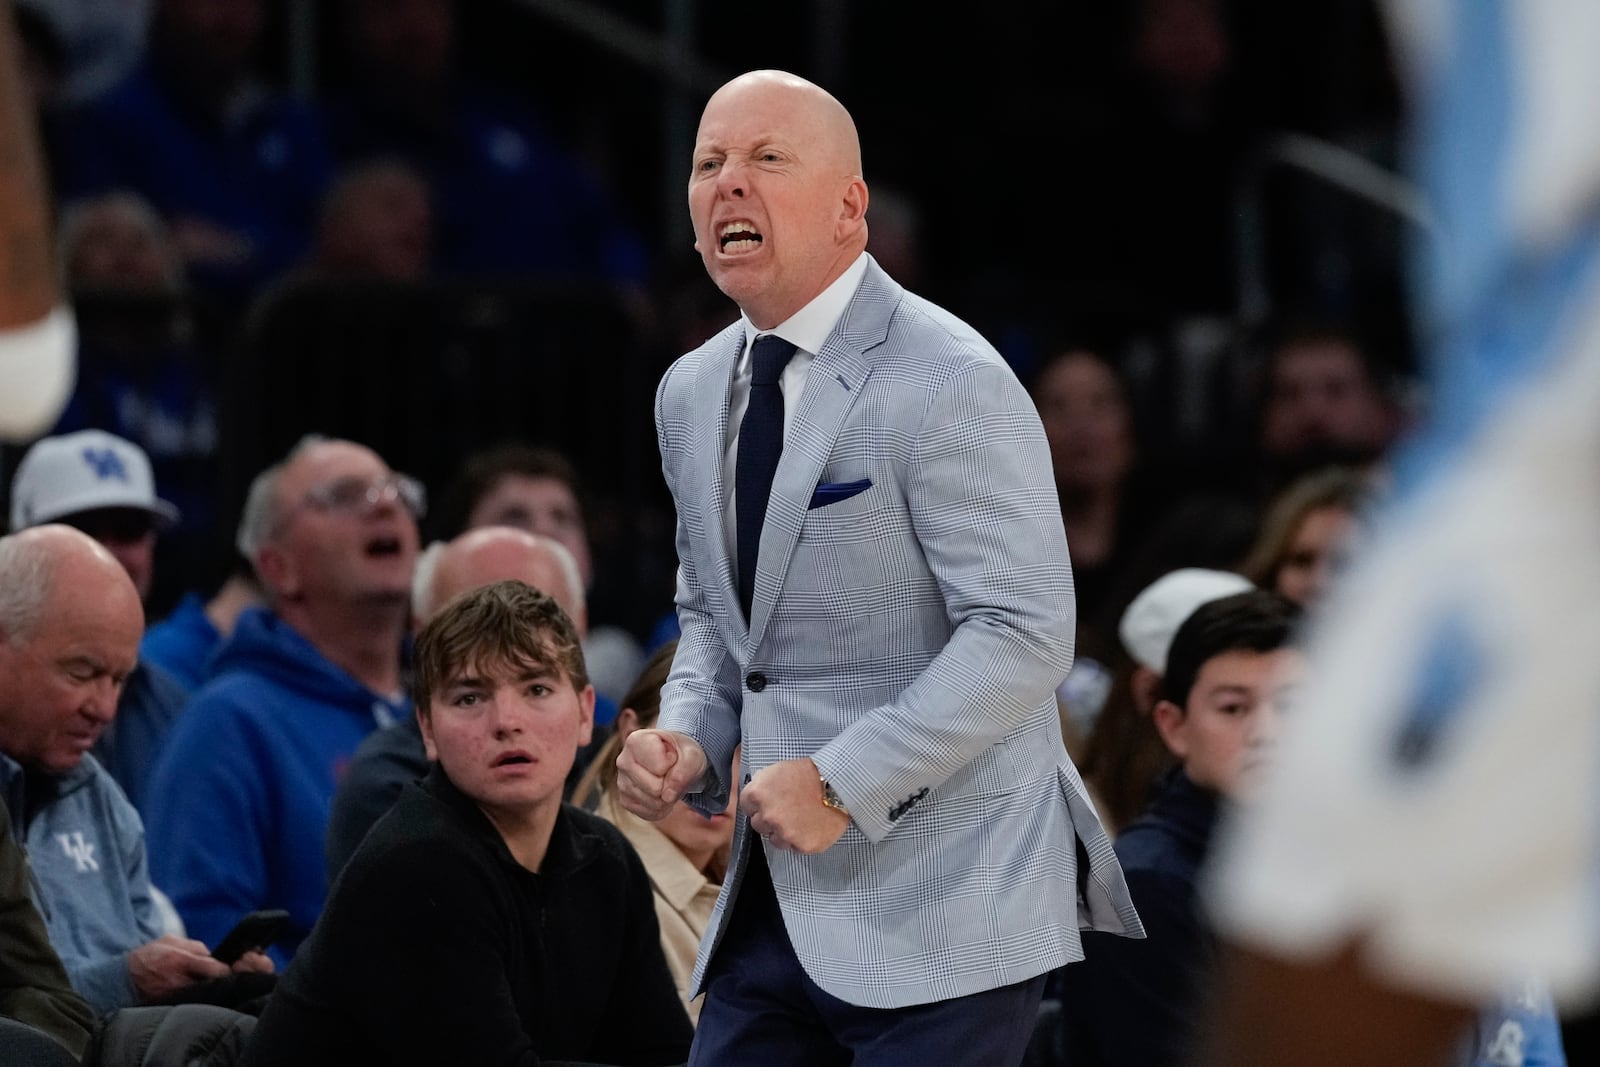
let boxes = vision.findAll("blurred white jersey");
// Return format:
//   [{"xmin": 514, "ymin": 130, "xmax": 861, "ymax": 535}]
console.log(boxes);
[
  {"xmin": 0, "ymin": 306, "xmax": 76, "ymax": 442},
  {"xmin": 1206, "ymin": 0, "xmax": 1600, "ymax": 1008}
]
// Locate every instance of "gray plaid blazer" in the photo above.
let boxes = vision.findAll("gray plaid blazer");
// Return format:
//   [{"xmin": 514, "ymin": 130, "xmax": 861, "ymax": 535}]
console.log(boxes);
[{"xmin": 654, "ymin": 259, "xmax": 1142, "ymax": 1010}]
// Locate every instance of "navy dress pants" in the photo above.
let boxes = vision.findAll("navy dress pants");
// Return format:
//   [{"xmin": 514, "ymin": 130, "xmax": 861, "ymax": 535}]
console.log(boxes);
[{"xmin": 690, "ymin": 845, "xmax": 1046, "ymax": 1067}]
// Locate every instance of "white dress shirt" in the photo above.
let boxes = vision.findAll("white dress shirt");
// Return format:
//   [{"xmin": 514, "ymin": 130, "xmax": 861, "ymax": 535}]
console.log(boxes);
[{"xmin": 721, "ymin": 252, "xmax": 871, "ymax": 567}]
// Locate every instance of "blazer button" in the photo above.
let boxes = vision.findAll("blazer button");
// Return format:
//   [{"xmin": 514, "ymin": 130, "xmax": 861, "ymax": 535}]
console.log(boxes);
[{"xmin": 745, "ymin": 671, "xmax": 767, "ymax": 692}]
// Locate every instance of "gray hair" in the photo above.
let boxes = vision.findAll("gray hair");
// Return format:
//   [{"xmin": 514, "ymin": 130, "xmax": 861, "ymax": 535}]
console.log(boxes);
[
  {"xmin": 414, "ymin": 532, "xmax": 584, "ymax": 624},
  {"xmin": 235, "ymin": 434, "xmax": 329, "ymax": 566},
  {"xmin": 410, "ymin": 540, "xmax": 447, "ymax": 621},
  {"xmin": 0, "ymin": 533, "xmax": 56, "ymax": 644},
  {"xmin": 542, "ymin": 536, "xmax": 585, "ymax": 620}
]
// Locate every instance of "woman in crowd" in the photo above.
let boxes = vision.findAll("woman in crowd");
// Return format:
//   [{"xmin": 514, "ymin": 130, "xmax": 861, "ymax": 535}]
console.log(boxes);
[
  {"xmin": 1240, "ymin": 466, "xmax": 1369, "ymax": 607},
  {"xmin": 572, "ymin": 640, "xmax": 736, "ymax": 1023},
  {"xmin": 1031, "ymin": 347, "xmax": 1156, "ymax": 631}
]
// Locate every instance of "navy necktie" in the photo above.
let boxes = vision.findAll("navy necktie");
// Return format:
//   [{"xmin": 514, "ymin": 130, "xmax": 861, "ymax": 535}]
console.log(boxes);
[{"xmin": 736, "ymin": 334, "xmax": 797, "ymax": 619}]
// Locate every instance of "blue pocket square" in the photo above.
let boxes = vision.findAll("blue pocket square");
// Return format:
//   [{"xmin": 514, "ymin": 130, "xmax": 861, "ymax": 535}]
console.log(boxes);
[{"xmin": 808, "ymin": 478, "xmax": 872, "ymax": 509}]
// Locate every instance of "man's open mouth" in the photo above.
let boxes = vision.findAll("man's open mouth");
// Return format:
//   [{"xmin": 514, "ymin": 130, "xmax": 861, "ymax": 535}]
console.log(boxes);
[
  {"xmin": 364, "ymin": 536, "xmax": 402, "ymax": 558},
  {"xmin": 719, "ymin": 221, "xmax": 762, "ymax": 252}
]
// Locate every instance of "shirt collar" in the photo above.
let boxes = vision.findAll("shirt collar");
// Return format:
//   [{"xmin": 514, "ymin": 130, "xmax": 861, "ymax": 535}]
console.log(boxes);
[
  {"xmin": 740, "ymin": 251, "xmax": 871, "ymax": 358},
  {"xmin": 600, "ymin": 789, "xmax": 716, "ymax": 909}
]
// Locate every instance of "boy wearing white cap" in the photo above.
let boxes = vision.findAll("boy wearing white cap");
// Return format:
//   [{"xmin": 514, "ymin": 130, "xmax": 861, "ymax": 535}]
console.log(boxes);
[{"xmin": 1060, "ymin": 590, "xmax": 1302, "ymax": 1065}]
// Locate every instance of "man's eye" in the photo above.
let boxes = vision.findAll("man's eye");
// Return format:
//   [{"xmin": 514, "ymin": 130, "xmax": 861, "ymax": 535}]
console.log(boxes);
[
  {"xmin": 325, "ymin": 481, "xmax": 366, "ymax": 507},
  {"xmin": 453, "ymin": 693, "xmax": 481, "ymax": 708},
  {"xmin": 696, "ymin": 158, "xmax": 719, "ymax": 173},
  {"xmin": 527, "ymin": 683, "xmax": 549, "ymax": 698}
]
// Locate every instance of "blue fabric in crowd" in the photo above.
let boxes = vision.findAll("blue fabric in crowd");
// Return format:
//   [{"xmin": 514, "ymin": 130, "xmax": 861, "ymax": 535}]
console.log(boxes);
[
  {"xmin": 327, "ymin": 86, "xmax": 647, "ymax": 284},
  {"xmin": 145, "ymin": 608, "xmax": 408, "ymax": 968},
  {"xmin": 140, "ymin": 592, "xmax": 220, "ymax": 694},
  {"xmin": 91, "ymin": 659, "xmax": 189, "ymax": 818},
  {"xmin": 52, "ymin": 341, "xmax": 220, "ymax": 551},
  {"xmin": 57, "ymin": 60, "xmax": 334, "ymax": 293}
]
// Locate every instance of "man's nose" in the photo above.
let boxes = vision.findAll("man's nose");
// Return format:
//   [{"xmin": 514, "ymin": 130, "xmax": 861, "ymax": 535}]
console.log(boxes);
[
  {"xmin": 715, "ymin": 161, "xmax": 747, "ymax": 198},
  {"xmin": 1254, "ymin": 703, "xmax": 1284, "ymax": 744},
  {"xmin": 365, "ymin": 483, "xmax": 402, "ymax": 516},
  {"xmin": 83, "ymin": 681, "xmax": 119, "ymax": 723},
  {"xmin": 1307, "ymin": 556, "xmax": 1336, "ymax": 603},
  {"xmin": 490, "ymin": 697, "xmax": 526, "ymax": 737}
]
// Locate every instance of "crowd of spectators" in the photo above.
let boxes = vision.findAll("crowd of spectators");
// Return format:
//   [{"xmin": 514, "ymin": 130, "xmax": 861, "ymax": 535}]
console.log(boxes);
[{"xmin": 1, "ymin": 0, "xmax": 1416, "ymax": 623}]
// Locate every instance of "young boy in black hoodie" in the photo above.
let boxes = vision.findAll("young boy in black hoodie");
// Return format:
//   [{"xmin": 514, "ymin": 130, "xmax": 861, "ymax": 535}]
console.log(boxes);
[{"xmin": 1059, "ymin": 590, "xmax": 1302, "ymax": 1067}]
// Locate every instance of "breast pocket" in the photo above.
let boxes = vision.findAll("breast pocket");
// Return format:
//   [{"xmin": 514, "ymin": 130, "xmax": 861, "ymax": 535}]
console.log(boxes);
[
  {"xmin": 793, "ymin": 477, "xmax": 909, "ymax": 600},
  {"xmin": 800, "ymin": 478, "xmax": 888, "ymax": 540},
  {"xmin": 808, "ymin": 478, "xmax": 872, "ymax": 510}
]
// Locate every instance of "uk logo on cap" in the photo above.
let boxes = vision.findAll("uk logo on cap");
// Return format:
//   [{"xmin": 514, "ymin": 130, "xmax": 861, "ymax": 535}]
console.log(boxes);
[
  {"xmin": 9, "ymin": 430, "xmax": 180, "ymax": 531},
  {"xmin": 81, "ymin": 447, "xmax": 131, "ymax": 483}
]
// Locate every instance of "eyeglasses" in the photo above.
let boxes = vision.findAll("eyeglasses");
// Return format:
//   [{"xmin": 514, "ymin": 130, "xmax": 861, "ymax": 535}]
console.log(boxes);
[{"xmin": 292, "ymin": 473, "xmax": 427, "ymax": 523}]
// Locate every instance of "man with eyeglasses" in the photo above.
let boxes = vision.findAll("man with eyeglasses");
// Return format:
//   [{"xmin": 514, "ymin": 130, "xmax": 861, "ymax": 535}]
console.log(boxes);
[
  {"xmin": 146, "ymin": 435, "xmax": 422, "ymax": 966},
  {"xmin": 8, "ymin": 430, "xmax": 191, "ymax": 818}
]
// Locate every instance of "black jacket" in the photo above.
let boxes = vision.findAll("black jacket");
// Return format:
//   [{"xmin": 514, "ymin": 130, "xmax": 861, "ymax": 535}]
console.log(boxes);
[
  {"xmin": 242, "ymin": 766, "xmax": 692, "ymax": 1067},
  {"xmin": 1057, "ymin": 770, "xmax": 1221, "ymax": 1067},
  {"xmin": 0, "ymin": 797, "xmax": 95, "ymax": 1059}
]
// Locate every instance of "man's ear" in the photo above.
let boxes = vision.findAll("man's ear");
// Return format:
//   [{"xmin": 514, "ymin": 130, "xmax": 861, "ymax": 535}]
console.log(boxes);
[
  {"xmin": 417, "ymin": 706, "xmax": 438, "ymax": 762},
  {"xmin": 837, "ymin": 177, "xmax": 868, "ymax": 239},
  {"xmin": 254, "ymin": 545, "xmax": 294, "ymax": 599},
  {"xmin": 1152, "ymin": 699, "xmax": 1191, "ymax": 760}
]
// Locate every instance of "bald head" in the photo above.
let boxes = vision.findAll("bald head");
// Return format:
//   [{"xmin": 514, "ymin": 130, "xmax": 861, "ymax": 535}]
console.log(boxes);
[
  {"xmin": 705, "ymin": 70, "xmax": 863, "ymax": 175},
  {"xmin": 419, "ymin": 527, "xmax": 586, "ymax": 633},
  {"xmin": 0, "ymin": 527, "xmax": 143, "ymax": 773},
  {"xmin": 689, "ymin": 69, "xmax": 870, "ymax": 328},
  {"xmin": 0, "ymin": 526, "xmax": 142, "ymax": 644}
]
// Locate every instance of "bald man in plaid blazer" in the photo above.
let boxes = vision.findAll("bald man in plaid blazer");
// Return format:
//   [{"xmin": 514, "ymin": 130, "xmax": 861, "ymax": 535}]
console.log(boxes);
[{"xmin": 619, "ymin": 70, "xmax": 1142, "ymax": 1066}]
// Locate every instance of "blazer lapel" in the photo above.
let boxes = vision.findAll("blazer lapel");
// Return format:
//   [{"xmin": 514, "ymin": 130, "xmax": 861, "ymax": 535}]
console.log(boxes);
[
  {"xmin": 691, "ymin": 325, "xmax": 745, "ymax": 629},
  {"xmin": 748, "ymin": 263, "xmax": 901, "ymax": 644}
]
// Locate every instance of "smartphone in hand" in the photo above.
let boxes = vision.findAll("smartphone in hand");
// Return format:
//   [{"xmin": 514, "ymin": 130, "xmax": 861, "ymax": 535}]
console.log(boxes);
[{"xmin": 211, "ymin": 909, "xmax": 291, "ymax": 965}]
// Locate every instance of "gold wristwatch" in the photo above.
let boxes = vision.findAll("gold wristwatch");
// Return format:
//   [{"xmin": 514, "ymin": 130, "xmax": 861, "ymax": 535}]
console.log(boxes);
[{"xmin": 819, "ymin": 776, "xmax": 849, "ymax": 816}]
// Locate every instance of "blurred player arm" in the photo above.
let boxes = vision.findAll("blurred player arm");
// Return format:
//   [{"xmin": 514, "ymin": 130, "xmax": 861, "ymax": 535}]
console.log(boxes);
[
  {"xmin": 1191, "ymin": 940, "xmax": 1474, "ymax": 1067},
  {"xmin": 0, "ymin": 0, "xmax": 74, "ymax": 441}
]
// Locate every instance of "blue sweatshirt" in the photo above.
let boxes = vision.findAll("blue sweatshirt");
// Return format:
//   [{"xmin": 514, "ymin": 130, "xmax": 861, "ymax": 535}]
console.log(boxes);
[
  {"xmin": 146, "ymin": 608, "xmax": 408, "ymax": 967},
  {"xmin": 0, "ymin": 754, "xmax": 163, "ymax": 1015},
  {"xmin": 140, "ymin": 592, "xmax": 221, "ymax": 694},
  {"xmin": 91, "ymin": 659, "xmax": 189, "ymax": 819}
]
